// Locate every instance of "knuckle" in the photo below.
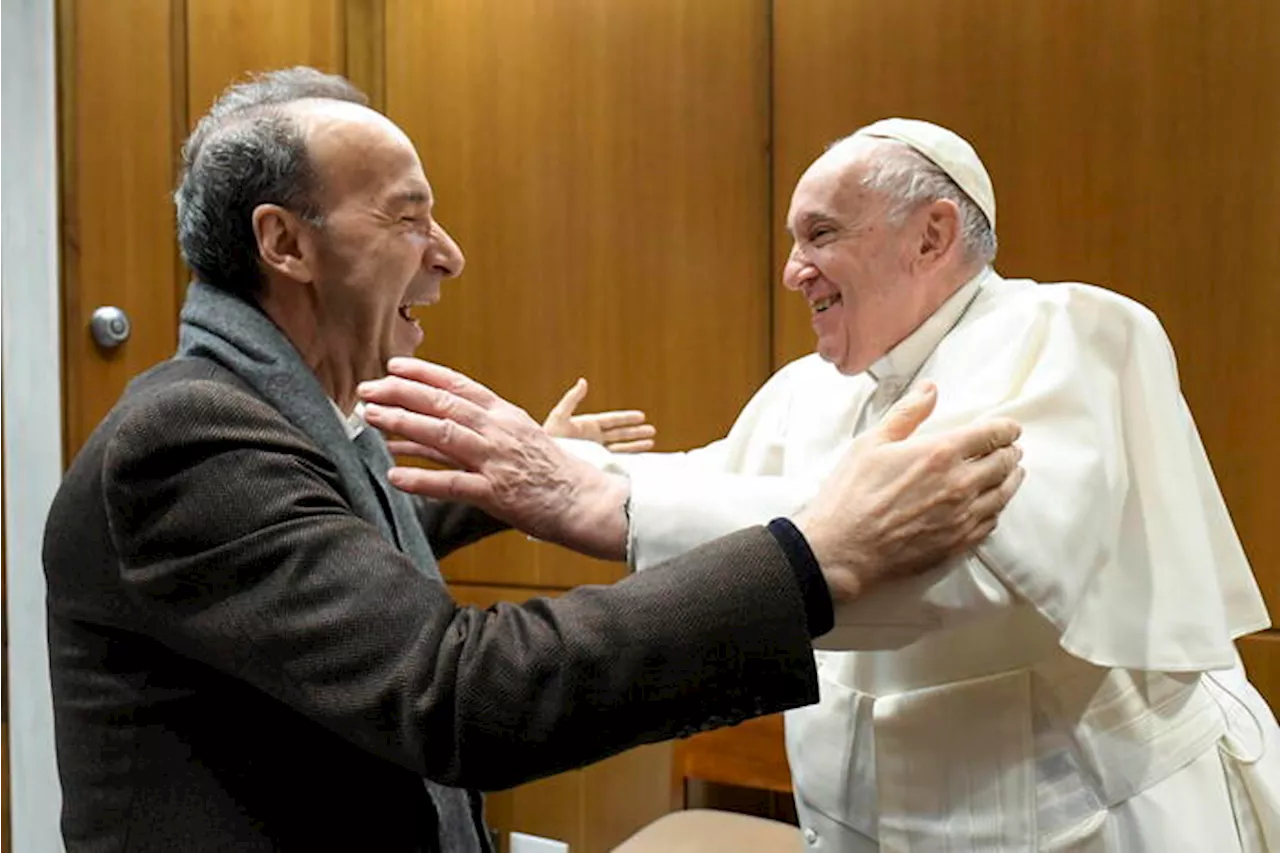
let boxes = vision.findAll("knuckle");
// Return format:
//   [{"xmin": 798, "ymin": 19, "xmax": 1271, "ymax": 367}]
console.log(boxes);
[
  {"xmin": 437, "ymin": 418, "xmax": 457, "ymax": 446},
  {"xmin": 928, "ymin": 443, "xmax": 957, "ymax": 471}
]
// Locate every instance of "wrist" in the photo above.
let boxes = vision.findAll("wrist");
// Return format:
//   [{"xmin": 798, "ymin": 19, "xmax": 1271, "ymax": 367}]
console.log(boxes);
[
  {"xmin": 795, "ymin": 510, "xmax": 867, "ymax": 604},
  {"xmin": 819, "ymin": 564, "xmax": 863, "ymax": 603},
  {"xmin": 561, "ymin": 468, "xmax": 631, "ymax": 561}
]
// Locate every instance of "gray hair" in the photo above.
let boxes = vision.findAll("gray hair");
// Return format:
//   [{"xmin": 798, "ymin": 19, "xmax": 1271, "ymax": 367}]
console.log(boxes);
[
  {"xmin": 841, "ymin": 137, "xmax": 997, "ymax": 266},
  {"xmin": 174, "ymin": 67, "xmax": 368, "ymax": 296}
]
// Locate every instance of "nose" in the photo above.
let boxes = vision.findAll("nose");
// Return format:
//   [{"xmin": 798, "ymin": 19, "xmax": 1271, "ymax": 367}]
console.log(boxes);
[
  {"xmin": 783, "ymin": 243, "xmax": 817, "ymax": 291},
  {"xmin": 427, "ymin": 221, "xmax": 465, "ymax": 278}
]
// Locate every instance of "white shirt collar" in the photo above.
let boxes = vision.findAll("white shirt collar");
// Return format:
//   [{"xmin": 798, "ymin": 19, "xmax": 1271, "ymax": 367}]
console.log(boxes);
[
  {"xmin": 866, "ymin": 267, "xmax": 992, "ymax": 388},
  {"xmin": 329, "ymin": 399, "xmax": 367, "ymax": 441}
]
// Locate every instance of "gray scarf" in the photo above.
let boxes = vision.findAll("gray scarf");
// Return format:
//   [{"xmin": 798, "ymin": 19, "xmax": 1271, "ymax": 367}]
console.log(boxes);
[{"xmin": 178, "ymin": 280, "xmax": 488, "ymax": 852}]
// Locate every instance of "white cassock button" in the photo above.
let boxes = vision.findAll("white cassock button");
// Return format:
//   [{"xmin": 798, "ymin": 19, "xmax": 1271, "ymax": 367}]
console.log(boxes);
[{"xmin": 803, "ymin": 826, "xmax": 819, "ymax": 845}]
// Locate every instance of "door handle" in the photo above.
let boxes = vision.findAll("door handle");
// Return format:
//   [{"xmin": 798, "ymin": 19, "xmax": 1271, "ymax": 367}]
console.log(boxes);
[{"xmin": 90, "ymin": 306, "xmax": 132, "ymax": 350}]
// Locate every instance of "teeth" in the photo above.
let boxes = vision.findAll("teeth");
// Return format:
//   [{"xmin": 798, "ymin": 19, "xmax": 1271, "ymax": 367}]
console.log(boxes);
[{"xmin": 812, "ymin": 295, "xmax": 841, "ymax": 313}]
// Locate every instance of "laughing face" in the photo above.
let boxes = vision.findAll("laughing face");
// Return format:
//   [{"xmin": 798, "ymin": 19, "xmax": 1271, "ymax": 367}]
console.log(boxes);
[
  {"xmin": 783, "ymin": 143, "xmax": 934, "ymax": 376},
  {"xmin": 294, "ymin": 102, "xmax": 464, "ymax": 390}
]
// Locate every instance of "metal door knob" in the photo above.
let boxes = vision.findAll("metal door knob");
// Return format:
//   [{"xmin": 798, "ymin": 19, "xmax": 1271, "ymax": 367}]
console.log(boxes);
[{"xmin": 90, "ymin": 306, "xmax": 131, "ymax": 350}]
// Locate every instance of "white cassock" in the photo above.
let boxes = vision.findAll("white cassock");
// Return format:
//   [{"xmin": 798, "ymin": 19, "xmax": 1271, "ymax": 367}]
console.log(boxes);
[{"xmin": 568, "ymin": 268, "xmax": 1280, "ymax": 851}]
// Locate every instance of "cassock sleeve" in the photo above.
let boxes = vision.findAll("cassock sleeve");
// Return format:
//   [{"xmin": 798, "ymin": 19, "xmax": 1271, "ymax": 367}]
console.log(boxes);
[{"xmin": 561, "ymin": 360, "xmax": 822, "ymax": 570}]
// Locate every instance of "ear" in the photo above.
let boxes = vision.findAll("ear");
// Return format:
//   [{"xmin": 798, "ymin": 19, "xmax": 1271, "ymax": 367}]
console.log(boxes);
[
  {"xmin": 915, "ymin": 198, "xmax": 962, "ymax": 270},
  {"xmin": 252, "ymin": 203, "xmax": 316, "ymax": 284}
]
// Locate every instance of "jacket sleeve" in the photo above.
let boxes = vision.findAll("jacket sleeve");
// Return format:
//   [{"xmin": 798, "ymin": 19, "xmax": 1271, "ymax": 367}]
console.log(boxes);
[{"xmin": 102, "ymin": 379, "xmax": 818, "ymax": 791}]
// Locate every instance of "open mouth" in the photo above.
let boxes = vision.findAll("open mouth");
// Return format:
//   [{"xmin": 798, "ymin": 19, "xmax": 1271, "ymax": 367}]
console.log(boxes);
[
  {"xmin": 398, "ymin": 304, "xmax": 417, "ymax": 322},
  {"xmin": 811, "ymin": 294, "xmax": 842, "ymax": 314}
]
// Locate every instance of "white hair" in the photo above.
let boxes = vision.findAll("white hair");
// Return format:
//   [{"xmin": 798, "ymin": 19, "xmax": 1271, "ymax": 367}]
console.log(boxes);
[{"xmin": 834, "ymin": 136, "xmax": 997, "ymax": 266}]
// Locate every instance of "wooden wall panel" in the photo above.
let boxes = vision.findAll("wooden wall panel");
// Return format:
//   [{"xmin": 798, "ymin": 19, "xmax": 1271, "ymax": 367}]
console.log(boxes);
[
  {"xmin": 772, "ymin": 1, "xmax": 1280, "ymax": 676},
  {"xmin": 1240, "ymin": 632, "xmax": 1280, "ymax": 712},
  {"xmin": 385, "ymin": 0, "xmax": 773, "ymax": 589},
  {"xmin": 59, "ymin": 0, "xmax": 181, "ymax": 457},
  {"xmin": 185, "ymin": 0, "xmax": 345, "ymax": 122}
]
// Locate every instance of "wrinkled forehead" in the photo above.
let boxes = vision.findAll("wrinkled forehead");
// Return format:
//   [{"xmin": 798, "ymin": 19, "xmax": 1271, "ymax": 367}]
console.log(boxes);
[
  {"xmin": 786, "ymin": 142, "xmax": 878, "ymax": 231},
  {"xmin": 292, "ymin": 99, "xmax": 431, "ymax": 206}
]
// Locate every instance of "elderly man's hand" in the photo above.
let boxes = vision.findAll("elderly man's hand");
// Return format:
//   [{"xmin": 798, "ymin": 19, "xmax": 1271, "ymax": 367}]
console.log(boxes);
[
  {"xmin": 359, "ymin": 358, "xmax": 631, "ymax": 560},
  {"xmin": 543, "ymin": 378, "xmax": 657, "ymax": 453},
  {"xmin": 796, "ymin": 381, "xmax": 1024, "ymax": 602}
]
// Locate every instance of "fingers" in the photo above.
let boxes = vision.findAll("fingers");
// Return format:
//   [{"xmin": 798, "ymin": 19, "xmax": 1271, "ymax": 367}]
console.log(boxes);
[
  {"xmin": 596, "ymin": 423, "xmax": 656, "ymax": 444},
  {"xmin": 363, "ymin": 404, "xmax": 488, "ymax": 468},
  {"xmin": 605, "ymin": 439, "xmax": 655, "ymax": 454},
  {"xmin": 360, "ymin": 375, "xmax": 490, "ymax": 433},
  {"xmin": 950, "ymin": 416, "xmax": 1022, "ymax": 460},
  {"xmin": 963, "ymin": 465, "xmax": 1026, "ymax": 526},
  {"xmin": 546, "ymin": 378, "xmax": 589, "ymax": 424},
  {"xmin": 385, "ymin": 465, "xmax": 491, "ymax": 503},
  {"xmin": 584, "ymin": 410, "xmax": 649, "ymax": 431},
  {"xmin": 963, "ymin": 444, "xmax": 1022, "ymax": 494},
  {"xmin": 874, "ymin": 381, "xmax": 938, "ymax": 442},
  {"xmin": 384, "ymin": 357, "xmax": 502, "ymax": 409},
  {"xmin": 957, "ymin": 516, "xmax": 999, "ymax": 552}
]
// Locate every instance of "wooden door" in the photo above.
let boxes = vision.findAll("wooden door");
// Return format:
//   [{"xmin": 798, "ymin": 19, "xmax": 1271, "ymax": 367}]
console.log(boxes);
[
  {"xmin": 59, "ymin": 0, "xmax": 367, "ymax": 459},
  {"xmin": 59, "ymin": 0, "xmax": 185, "ymax": 457},
  {"xmin": 771, "ymin": 0, "xmax": 1280, "ymax": 707}
]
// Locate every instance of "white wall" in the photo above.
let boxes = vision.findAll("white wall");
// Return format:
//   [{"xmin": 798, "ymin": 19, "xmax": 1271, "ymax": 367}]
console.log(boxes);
[{"xmin": 2, "ymin": 0, "xmax": 68, "ymax": 849}]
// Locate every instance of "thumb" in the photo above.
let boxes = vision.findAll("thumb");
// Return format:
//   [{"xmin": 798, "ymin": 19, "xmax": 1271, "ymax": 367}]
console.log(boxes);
[
  {"xmin": 545, "ymin": 377, "xmax": 589, "ymax": 425},
  {"xmin": 875, "ymin": 381, "xmax": 937, "ymax": 442}
]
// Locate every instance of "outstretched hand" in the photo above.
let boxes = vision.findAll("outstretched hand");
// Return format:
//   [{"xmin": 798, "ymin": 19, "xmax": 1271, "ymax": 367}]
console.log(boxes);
[
  {"xmin": 358, "ymin": 358, "xmax": 631, "ymax": 560},
  {"xmin": 796, "ymin": 381, "xmax": 1024, "ymax": 602},
  {"xmin": 543, "ymin": 378, "xmax": 657, "ymax": 453}
]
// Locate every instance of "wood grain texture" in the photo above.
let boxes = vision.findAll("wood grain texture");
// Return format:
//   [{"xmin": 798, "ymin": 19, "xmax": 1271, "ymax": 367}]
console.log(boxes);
[
  {"xmin": 1239, "ymin": 632, "xmax": 1280, "ymax": 710},
  {"xmin": 385, "ymin": 0, "xmax": 773, "ymax": 589},
  {"xmin": 59, "ymin": 0, "xmax": 181, "ymax": 459},
  {"xmin": 185, "ymin": 0, "xmax": 344, "ymax": 123},
  {"xmin": 673, "ymin": 714, "xmax": 791, "ymax": 801},
  {"xmin": 773, "ymin": 0, "xmax": 1280, "ymax": 637},
  {"xmin": 343, "ymin": 0, "xmax": 386, "ymax": 111}
]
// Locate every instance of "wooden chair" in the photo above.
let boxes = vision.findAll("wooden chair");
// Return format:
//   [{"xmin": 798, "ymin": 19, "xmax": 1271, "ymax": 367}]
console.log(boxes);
[
  {"xmin": 611, "ymin": 715, "xmax": 798, "ymax": 851},
  {"xmin": 669, "ymin": 713, "xmax": 793, "ymax": 809}
]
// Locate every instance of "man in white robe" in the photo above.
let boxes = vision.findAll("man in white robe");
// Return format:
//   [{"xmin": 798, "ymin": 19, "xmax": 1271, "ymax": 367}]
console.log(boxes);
[{"xmin": 559, "ymin": 119, "xmax": 1280, "ymax": 851}]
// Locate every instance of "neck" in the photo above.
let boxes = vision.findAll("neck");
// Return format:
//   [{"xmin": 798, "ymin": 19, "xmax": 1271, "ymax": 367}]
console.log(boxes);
[
  {"xmin": 922, "ymin": 259, "xmax": 985, "ymax": 315},
  {"xmin": 256, "ymin": 287, "xmax": 359, "ymax": 414}
]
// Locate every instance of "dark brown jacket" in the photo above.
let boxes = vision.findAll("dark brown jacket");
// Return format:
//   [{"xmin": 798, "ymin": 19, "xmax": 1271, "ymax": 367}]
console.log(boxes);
[{"xmin": 43, "ymin": 358, "xmax": 819, "ymax": 851}]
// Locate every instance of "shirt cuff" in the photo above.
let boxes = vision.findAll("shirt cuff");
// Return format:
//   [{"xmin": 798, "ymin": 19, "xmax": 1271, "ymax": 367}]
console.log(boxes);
[{"xmin": 766, "ymin": 517, "xmax": 834, "ymax": 639}]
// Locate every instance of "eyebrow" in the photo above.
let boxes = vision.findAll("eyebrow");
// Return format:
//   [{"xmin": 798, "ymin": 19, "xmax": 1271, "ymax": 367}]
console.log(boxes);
[
  {"xmin": 786, "ymin": 210, "xmax": 838, "ymax": 238},
  {"xmin": 388, "ymin": 189, "xmax": 432, "ymax": 208}
]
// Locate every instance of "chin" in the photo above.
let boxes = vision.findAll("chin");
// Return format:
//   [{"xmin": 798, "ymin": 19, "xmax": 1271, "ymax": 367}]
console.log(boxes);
[{"xmin": 815, "ymin": 338, "xmax": 847, "ymax": 371}]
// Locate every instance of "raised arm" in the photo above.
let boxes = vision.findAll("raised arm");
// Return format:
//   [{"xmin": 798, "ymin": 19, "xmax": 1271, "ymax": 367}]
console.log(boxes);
[
  {"xmin": 357, "ymin": 357, "xmax": 1024, "ymax": 605},
  {"xmin": 104, "ymin": 380, "xmax": 819, "ymax": 792}
]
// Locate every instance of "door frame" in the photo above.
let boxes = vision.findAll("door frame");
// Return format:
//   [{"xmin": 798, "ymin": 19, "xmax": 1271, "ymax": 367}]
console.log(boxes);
[{"xmin": 2, "ymin": 0, "xmax": 66, "ymax": 849}]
